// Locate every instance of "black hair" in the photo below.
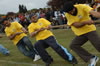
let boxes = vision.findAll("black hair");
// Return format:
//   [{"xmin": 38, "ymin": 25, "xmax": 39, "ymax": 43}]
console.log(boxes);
[
  {"xmin": 6, "ymin": 12, "xmax": 15, "ymax": 17},
  {"xmin": 30, "ymin": 14, "xmax": 38, "ymax": 19},
  {"xmin": 1, "ymin": 17, "xmax": 9, "ymax": 24},
  {"xmin": 63, "ymin": 1, "xmax": 74, "ymax": 12}
]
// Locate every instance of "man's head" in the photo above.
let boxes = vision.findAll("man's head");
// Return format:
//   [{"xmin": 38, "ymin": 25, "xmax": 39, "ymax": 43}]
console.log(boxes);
[
  {"xmin": 30, "ymin": 14, "xmax": 38, "ymax": 23},
  {"xmin": 6, "ymin": 12, "xmax": 16, "ymax": 21},
  {"xmin": 63, "ymin": 2, "xmax": 76, "ymax": 15},
  {"xmin": 6, "ymin": 12, "xmax": 16, "ymax": 18},
  {"xmin": 2, "ymin": 18, "xmax": 11, "ymax": 27}
]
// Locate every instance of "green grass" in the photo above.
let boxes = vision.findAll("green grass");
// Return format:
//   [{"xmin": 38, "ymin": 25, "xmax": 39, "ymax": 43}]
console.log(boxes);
[{"xmin": 0, "ymin": 27, "xmax": 100, "ymax": 66}]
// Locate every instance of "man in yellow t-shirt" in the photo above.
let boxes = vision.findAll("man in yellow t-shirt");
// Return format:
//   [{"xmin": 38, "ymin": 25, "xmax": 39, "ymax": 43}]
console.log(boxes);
[
  {"xmin": 2, "ymin": 18, "xmax": 40, "ymax": 61},
  {"xmin": 28, "ymin": 15, "xmax": 77, "ymax": 66},
  {"xmin": 63, "ymin": 2, "xmax": 100, "ymax": 66}
]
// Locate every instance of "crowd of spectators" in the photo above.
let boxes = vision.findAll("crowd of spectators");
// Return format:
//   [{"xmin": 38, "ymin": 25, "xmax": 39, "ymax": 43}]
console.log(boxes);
[
  {"xmin": 0, "ymin": 8, "xmax": 67, "ymax": 31},
  {"xmin": 1, "ymin": 2, "xmax": 100, "ymax": 32}
]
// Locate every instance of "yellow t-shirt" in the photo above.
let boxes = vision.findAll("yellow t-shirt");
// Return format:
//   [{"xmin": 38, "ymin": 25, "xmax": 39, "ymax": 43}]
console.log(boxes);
[
  {"xmin": 28, "ymin": 18, "xmax": 53, "ymax": 40},
  {"xmin": 95, "ymin": 0, "xmax": 98, "ymax": 2},
  {"xmin": 5, "ymin": 22, "xmax": 27, "ymax": 45},
  {"xmin": 65, "ymin": 4, "xmax": 96, "ymax": 36}
]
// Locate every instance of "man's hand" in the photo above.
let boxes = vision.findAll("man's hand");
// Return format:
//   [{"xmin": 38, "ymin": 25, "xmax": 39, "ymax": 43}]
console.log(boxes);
[
  {"xmin": 30, "ymin": 28, "xmax": 45, "ymax": 37},
  {"xmin": 72, "ymin": 20, "xmax": 94, "ymax": 28},
  {"xmin": 39, "ymin": 28, "xmax": 45, "ymax": 31},
  {"xmin": 84, "ymin": 20, "xmax": 94, "ymax": 25},
  {"xmin": 23, "ymin": 31, "xmax": 28, "ymax": 33},
  {"xmin": 15, "ymin": 32, "xmax": 23, "ymax": 35},
  {"xmin": 22, "ymin": 28, "xmax": 28, "ymax": 34},
  {"xmin": 9, "ymin": 32, "xmax": 23, "ymax": 40},
  {"xmin": 35, "ymin": 28, "xmax": 45, "ymax": 32}
]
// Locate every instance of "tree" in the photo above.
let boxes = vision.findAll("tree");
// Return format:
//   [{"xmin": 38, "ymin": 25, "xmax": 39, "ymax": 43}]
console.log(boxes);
[
  {"xmin": 48, "ymin": 0, "xmax": 67, "ymax": 9},
  {"xmin": 19, "ymin": 4, "xmax": 23, "ymax": 13},
  {"xmin": 47, "ymin": 0, "xmax": 92, "ymax": 9},
  {"xmin": 19, "ymin": 4, "xmax": 27, "ymax": 13}
]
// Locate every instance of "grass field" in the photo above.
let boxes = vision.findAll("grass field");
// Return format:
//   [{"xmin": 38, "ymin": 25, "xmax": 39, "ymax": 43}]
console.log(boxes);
[{"xmin": 0, "ymin": 27, "xmax": 100, "ymax": 66}]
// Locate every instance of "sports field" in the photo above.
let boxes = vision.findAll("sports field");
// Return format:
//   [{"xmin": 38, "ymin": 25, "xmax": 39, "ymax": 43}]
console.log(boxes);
[{"xmin": 0, "ymin": 27, "xmax": 100, "ymax": 66}]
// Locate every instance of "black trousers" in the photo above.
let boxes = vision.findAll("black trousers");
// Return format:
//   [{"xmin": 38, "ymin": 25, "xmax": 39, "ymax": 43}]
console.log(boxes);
[
  {"xmin": 70, "ymin": 31, "xmax": 100, "ymax": 62},
  {"xmin": 34, "ymin": 36, "xmax": 73, "ymax": 63}
]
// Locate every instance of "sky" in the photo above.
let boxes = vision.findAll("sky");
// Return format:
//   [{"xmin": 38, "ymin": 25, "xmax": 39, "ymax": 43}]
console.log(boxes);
[{"xmin": 0, "ymin": 0, "xmax": 49, "ymax": 14}]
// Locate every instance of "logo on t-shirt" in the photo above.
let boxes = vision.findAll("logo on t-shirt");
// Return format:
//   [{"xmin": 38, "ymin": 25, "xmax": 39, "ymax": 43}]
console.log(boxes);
[
  {"xmin": 78, "ymin": 15, "xmax": 82, "ymax": 19},
  {"xmin": 39, "ymin": 23, "xmax": 42, "ymax": 26},
  {"xmin": 13, "ymin": 29, "xmax": 15, "ymax": 32}
]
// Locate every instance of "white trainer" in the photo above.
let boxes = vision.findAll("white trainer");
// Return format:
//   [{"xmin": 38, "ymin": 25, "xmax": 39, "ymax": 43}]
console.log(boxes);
[
  {"xmin": 89, "ymin": 56, "xmax": 99, "ymax": 66},
  {"xmin": 33, "ymin": 54, "xmax": 41, "ymax": 62}
]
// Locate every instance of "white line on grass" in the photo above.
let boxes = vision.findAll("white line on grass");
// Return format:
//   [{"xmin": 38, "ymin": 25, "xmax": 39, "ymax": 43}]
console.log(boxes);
[
  {"xmin": 0, "ymin": 59, "xmax": 82, "ymax": 65},
  {"xmin": 0, "ymin": 59, "xmax": 88, "ymax": 65},
  {"xmin": 0, "ymin": 60, "xmax": 43, "ymax": 66},
  {"xmin": 0, "ymin": 59, "xmax": 99, "ymax": 65}
]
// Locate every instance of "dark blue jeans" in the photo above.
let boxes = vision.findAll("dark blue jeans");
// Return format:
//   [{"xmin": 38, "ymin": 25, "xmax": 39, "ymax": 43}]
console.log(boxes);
[
  {"xmin": 34, "ymin": 36, "xmax": 73, "ymax": 63},
  {"xmin": 17, "ymin": 36, "xmax": 37, "ymax": 59}
]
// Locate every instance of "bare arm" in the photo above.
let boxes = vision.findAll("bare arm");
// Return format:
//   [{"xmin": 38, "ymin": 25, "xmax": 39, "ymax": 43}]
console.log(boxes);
[
  {"xmin": 73, "ymin": 10, "xmax": 100, "ymax": 28},
  {"xmin": 30, "ymin": 25, "xmax": 52, "ymax": 37},
  {"xmin": 72, "ymin": 20, "xmax": 94, "ymax": 28},
  {"xmin": 30, "ymin": 28, "xmax": 45, "ymax": 37},
  {"xmin": 46, "ymin": 25, "xmax": 52, "ymax": 30},
  {"xmin": 21, "ymin": 27, "xmax": 28, "ymax": 34},
  {"xmin": 8, "ymin": 32, "xmax": 23, "ymax": 40},
  {"xmin": 90, "ymin": 10, "xmax": 100, "ymax": 18},
  {"xmin": 8, "ymin": 27, "xmax": 27, "ymax": 40}
]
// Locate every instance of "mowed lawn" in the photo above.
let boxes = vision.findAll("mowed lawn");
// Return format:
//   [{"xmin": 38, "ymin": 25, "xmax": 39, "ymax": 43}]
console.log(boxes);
[{"xmin": 0, "ymin": 27, "xmax": 100, "ymax": 66}]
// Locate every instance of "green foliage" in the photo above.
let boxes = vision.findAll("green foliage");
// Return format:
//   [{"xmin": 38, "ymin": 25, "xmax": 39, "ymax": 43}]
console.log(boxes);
[
  {"xmin": 47, "ymin": 0, "xmax": 93, "ymax": 9},
  {"xmin": 0, "ymin": 14, "xmax": 5, "ymax": 16},
  {"xmin": 19, "ymin": 4, "xmax": 27, "ymax": 13}
]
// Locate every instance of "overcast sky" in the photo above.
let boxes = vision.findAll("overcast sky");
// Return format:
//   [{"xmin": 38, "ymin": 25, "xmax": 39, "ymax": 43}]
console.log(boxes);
[{"xmin": 0, "ymin": 0, "xmax": 49, "ymax": 14}]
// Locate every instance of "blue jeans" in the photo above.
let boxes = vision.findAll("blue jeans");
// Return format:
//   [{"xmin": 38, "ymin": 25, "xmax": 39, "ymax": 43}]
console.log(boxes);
[
  {"xmin": 0, "ymin": 44, "xmax": 10, "ymax": 55},
  {"xmin": 34, "ymin": 36, "xmax": 73, "ymax": 63},
  {"xmin": 17, "ymin": 36, "xmax": 37, "ymax": 59}
]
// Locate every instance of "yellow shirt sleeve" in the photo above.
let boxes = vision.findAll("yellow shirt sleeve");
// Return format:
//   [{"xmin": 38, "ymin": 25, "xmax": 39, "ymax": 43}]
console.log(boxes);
[
  {"xmin": 41, "ymin": 18, "xmax": 51, "ymax": 27},
  {"xmin": 65, "ymin": 13, "xmax": 78, "ymax": 26},
  {"xmin": 15, "ymin": 22, "xmax": 23, "ymax": 29},
  {"xmin": 5, "ymin": 29, "xmax": 12, "ymax": 37},
  {"xmin": 81, "ymin": 4, "xmax": 93, "ymax": 14},
  {"xmin": 28, "ymin": 23, "xmax": 35, "ymax": 34}
]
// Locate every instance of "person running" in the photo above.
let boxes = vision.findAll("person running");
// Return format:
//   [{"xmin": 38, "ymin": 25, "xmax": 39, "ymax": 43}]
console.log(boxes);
[
  {"xmin": 28, "ymin": 14, "xmax": 77, "ymax": 66},
  {"xmin": 63, "ymin": 2, "xmax": 100, "ymax": 66},
  {"xmin": 2, "ymin": 18, "xmax": 40, "ymax": 61}
]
